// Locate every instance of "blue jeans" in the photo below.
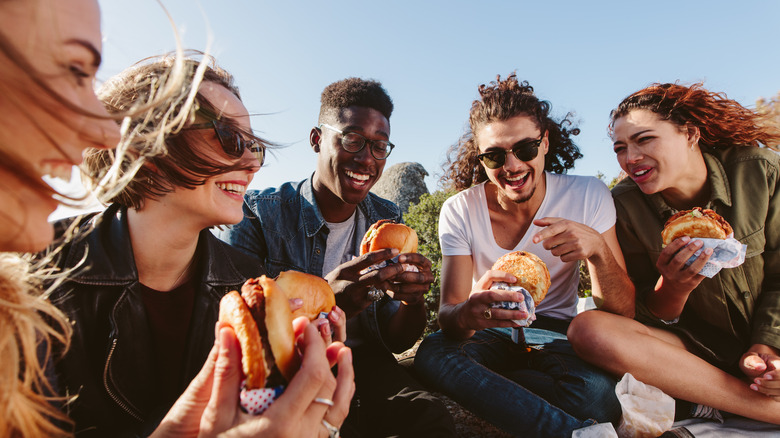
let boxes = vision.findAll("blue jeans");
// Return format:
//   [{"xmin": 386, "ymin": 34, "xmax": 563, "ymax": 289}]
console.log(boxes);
[{"xmin": 414, "ymin": 318, "xmax": 621, "ymax": 438}]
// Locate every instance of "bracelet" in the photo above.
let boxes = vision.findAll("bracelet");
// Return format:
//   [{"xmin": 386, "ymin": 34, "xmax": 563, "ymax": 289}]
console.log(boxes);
[{"xmin": 659, "ymin": 316, "xmax": 679, "ymax": 325}]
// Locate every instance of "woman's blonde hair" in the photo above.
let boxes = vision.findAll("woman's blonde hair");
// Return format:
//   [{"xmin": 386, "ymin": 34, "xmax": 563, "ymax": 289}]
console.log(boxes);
[
  {"xmin": 0, "ymin": 3, "xmax": 205, "ymax": 435},
  {"xmin": 0, "ymin": 255, "xmax": 73, "ymax": 437}
]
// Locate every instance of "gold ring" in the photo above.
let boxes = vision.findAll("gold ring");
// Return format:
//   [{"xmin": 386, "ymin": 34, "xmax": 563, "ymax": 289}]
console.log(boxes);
[{"xmin": 483, "ymin": 308, "xmax": 492, "ymax": 320}]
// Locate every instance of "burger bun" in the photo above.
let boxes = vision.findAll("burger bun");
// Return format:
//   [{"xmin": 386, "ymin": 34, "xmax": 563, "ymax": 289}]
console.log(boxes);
[
  {"xmin": 275, "ymin": 270, "xmax": 336, "ymax": 321},
  {"xmin": 491, "ymin": 251, "xmax": 551, "ymax": 306}
]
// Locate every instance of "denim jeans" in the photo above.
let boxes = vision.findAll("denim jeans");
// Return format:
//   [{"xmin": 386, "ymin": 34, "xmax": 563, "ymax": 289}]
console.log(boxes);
[{"xmin": 414, "ymin": 317, "xmax": 621, "ymax": 438}]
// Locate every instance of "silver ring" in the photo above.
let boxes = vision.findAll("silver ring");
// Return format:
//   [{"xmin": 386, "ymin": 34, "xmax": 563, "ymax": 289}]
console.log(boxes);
[
  {"xmin": 322, "ymin": 419, "xmax": 340, "ymax": 438},
  {"xmin": 314, "ymin": 397, "xmax": 335, "ymax": 407},
  {"xmin": 367, "ymin": 286, "xmax": 385, "ymax": 302}
]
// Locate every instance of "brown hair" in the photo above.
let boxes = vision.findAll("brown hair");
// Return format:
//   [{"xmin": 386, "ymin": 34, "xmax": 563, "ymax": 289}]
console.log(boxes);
[
  {"xmin": 609, "ymin": 82, "xmax": 780, "ymax": 150},
  {"xmin": 84, "ymin": 54, "xmax": 270, "ymax": 209},
  {"xmin": 441, "ymin": 73, "xmax": 582, "ymax": 192}
]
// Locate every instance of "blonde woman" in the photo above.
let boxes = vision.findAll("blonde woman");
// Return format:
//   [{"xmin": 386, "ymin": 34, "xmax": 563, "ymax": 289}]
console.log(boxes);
[{"xmin": 0, "ymin": 0, "xmax": 352, "ymax": 437}]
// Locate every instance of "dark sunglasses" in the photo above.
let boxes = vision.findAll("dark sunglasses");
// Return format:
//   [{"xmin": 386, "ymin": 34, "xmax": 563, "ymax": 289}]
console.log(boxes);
[
  {"xmin": 186, "ymin": 120, "xmax": 265, "ymax": 165},
  {"xmin": 476, "ymin": 134, "xmax": 545, "ymax": 169}
]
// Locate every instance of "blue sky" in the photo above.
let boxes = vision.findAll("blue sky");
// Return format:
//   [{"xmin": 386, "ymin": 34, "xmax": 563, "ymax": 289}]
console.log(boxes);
[{"xmin": 96, "ymin": 0, "xmax": 779, "ymax": 193}]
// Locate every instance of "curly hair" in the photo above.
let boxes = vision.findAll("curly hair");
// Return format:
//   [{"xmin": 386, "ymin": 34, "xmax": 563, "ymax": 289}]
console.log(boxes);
[
  {"xmin": 84, "ymin": 54, "xmax": 271, "ymax": 209},
  {"xmin": 318, "ymin": 77, "xmax": 393, "ymax": 124},
  {"xmin": 441, "ymin": 73, "xmax": 582, "ymax": 192},
  {"xmin": 609, "ymin": 82, "xmax": 780, "ymax": 150}
]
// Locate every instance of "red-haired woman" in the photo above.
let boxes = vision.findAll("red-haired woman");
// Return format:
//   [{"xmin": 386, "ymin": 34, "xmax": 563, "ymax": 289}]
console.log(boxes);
[{"xmin": 568, "ymin": 82, "xmax": 780, "ymax": 424}]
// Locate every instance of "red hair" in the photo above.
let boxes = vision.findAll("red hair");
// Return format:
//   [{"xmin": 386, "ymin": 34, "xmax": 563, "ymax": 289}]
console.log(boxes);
[{"xmin": 609, "ymin": 83, "xmax": 780, "ymax": 150}]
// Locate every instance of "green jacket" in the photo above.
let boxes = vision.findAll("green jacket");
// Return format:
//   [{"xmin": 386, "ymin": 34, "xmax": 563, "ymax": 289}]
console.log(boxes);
[{"xmin": 612, "ymin": 146, "xmax": 780, "ymax": 370}]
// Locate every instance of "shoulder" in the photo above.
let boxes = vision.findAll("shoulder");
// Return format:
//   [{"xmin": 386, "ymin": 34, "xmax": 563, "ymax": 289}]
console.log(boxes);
[
  {"xmin": 610, "ymin": 175, "xmax": 639, "ymax": 199},
  {"xmin": 245, "ymin": 180, "xmax": 303, "ymax": 204},
  {"xmin": 444, "ymin": 183, "xmax": 483, "ymax": 207},
  {"xmin": 206, "ymin": 233, "xmax": 265, "ymax": 277},
  {"xmin": 549, "ymin": 173, "xmax": 608, "ymax": 191},
  {"xmin": 363, "ymin": 191, "xmax": 402, "ymax": 221},
  {"xmin": 712, "ymin": 146, "xmax": 780, "ymax": 173},
  {"xmin": 547, "ymin": 173, "xmax": 611, "ymax": 204}
]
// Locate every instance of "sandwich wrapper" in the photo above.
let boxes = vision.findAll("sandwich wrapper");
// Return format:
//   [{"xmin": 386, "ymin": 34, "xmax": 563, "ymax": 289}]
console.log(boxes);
[
  {"xmin": 358, "ymin": 255, "xmax": 419, "ymax": 274},
  {"xmin": 489, "ymin": 283, "xmax": 537, "ymax": 345},
  {"xmin": 239, "ymin": 379, "xmax": 285, "ymax": 415},
  {"xmin": 489, "ymin": 283, "xmax": 536, "ymax": 326},
  {"xmin": 684, "ymin": 236, "xmax": 746, "ymax": 278}
]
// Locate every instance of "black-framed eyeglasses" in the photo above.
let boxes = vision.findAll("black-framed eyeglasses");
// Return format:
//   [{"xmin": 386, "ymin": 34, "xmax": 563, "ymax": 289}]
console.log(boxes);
[
  {"xmin": 476, "ymin": 133, "xmax": 545, "ymax": 169},
  {"xmin": 319, "ymin": 123, "xmax": 395, "ymax": 160},
  {"xmin": 187, "ymin": 120, "xmax": 265, "ymax": 165}
]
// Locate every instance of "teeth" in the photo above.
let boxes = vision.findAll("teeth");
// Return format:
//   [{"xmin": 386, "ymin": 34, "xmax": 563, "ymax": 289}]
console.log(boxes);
[
  {"xmin": 216, "ymin": 182, "xmax": 246, "ymax": 195},
  {"xmin": 506, "ymin": 172, "xmax": 528, "ymax": 182},
  {"xmin": 40, "ymin": 163, "xmax": 74, "ymax": 182},
  {"xmin": 346, "ymin": 170, "xmax": 369, "ymax": 181},
  {"xmin": 634, "ymin": 169, "xmax": 649, "ymax": 177}
]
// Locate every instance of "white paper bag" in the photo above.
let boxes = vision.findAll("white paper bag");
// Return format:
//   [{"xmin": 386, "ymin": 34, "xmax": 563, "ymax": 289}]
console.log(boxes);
[{"xmin": 615, "ymin": 373, "xmax": 675, "ymax": 438}]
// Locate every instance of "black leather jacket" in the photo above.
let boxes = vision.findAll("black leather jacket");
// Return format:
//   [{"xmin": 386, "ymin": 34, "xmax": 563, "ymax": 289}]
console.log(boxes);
[{"xmin": 51, "ymin": 204, "xmax": 264, "ymax": 436}]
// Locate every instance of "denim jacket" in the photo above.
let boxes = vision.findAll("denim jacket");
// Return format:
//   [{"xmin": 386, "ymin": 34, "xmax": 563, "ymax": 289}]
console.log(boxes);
[{"xmin": 218, "ymin": 176, "xmax": 403, "ymax": 351}]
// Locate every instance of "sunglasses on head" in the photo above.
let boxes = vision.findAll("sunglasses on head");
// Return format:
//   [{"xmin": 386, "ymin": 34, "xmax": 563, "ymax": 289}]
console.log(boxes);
[
  {"xmin": 476, "ymin": 133, "xmax": 545, "ymax": 169},
  {"xmin": 186, "ymin": 120, "xmax": 265, "ymax": 165}
]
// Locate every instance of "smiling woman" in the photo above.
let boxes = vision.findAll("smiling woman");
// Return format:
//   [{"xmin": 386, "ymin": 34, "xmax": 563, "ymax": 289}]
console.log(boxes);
[
  {"xmin": 0, "ymin": 0, "xmax": 121, "ymax": 435},
  {"xmin": 568, "ymin": 82, "xmax": 780, "ymax": 426},
  {"xmin": 47, "ymin": 55, "xmax": 270, "ymax": 434}
]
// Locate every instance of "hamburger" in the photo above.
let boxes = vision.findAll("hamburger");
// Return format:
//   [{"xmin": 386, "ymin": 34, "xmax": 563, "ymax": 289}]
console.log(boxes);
[
  {"xmin": 491, "ymin": 251, "xmax": 551, "ymax": 307},
  {"xmin": 218, "ymin": 276, "xmax": 297, "ymax": 390},
  {"xmin": 360, "ymin": 219, "xmax": 418, "ymax": 255},
  {"xmin": 661, "ymin": 207, "xmax": 732, "ymax": 247},
  {"xmin": 275, "ymin": 270, "xmax": 336, "ymax": 321}
]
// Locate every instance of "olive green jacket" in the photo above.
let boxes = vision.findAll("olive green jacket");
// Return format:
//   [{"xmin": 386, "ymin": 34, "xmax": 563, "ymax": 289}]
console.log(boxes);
[{"xmin": 612, "ymin": 146, "xmax": 780, "ymax": 369}]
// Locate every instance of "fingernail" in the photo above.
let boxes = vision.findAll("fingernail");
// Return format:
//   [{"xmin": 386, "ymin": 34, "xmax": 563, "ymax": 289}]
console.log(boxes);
[
  {"xmin": 704, "ymin": 248, "xmax": 713, "ymax": 255},
  {"xmin": 293, "ymin": 298, "xmax": 303, "ymax": 306},
  {"xmin": 751, "ymin": 384, "xmax": 759, "ymax": 391},
  {"xmin": 391, "ymin": 248, "xmax": 400, "ymax": 255},
  {"xmin": 681, "ymin": 236, "xmax": 691, "ymax": 243}
]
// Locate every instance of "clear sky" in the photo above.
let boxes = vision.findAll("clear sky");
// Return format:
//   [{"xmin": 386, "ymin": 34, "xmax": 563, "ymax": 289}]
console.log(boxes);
[{"xmin": 95, "ymin": 0, "xmax": 778, "ymax": 193}]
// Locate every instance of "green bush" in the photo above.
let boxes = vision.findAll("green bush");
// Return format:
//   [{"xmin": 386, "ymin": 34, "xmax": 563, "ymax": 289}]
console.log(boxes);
[{"xmin": 404, "ymin": 190, "xmax": 455, "ymax": 335}]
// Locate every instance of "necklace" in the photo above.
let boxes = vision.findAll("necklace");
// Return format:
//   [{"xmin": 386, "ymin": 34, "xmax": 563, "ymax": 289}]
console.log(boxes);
[{"xmin": 170, "ymin": 254, "xmax": 196, "ymax": 290}]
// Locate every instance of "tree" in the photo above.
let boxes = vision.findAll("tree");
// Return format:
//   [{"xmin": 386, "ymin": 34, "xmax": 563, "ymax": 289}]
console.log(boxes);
[
  {"xmin": 757, "ymin": 92, "xmax": 780, "ymax": 145},
  {"xmin": 404, "ymin": 190, "xmax": 455, "ymax": 334}
]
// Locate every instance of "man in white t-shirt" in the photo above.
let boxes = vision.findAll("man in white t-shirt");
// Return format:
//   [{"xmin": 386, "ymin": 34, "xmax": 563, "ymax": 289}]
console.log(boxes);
[{"xmin": 414, "ymin": 73, "xmax": 635, "ymax": 437}]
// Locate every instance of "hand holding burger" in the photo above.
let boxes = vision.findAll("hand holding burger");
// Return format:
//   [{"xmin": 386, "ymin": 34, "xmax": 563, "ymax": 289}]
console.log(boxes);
[
  {"xmin": 276, "ymin": 270, "xmax": 346, "ymax": 343},
  {"xmin": 218, "ymin": 276, "xmax": 297, "ymax": 392},
  {"xmin": 662, "ymin": 207, "xmax": 732, "ymax": 246},
  {"xmin": 657, "ymin": 207, "xmax": 745, "ymax": 281},
  {"xmin": 360, "ymin": 219, "xmax": 418, "ymax": 255},
  {"xmin": 359, "ymin": 219, "xmax": 432, "ymax": 306},
  {"xmin": 488, "ymin": 251, "xmax": 551, "ymax": 326}
]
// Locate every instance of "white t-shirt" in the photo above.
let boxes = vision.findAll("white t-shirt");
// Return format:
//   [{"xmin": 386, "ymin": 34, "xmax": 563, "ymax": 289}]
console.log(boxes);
[{"xmin": 439, "ymin": 173, "xmax": 615, "ymax": 320}]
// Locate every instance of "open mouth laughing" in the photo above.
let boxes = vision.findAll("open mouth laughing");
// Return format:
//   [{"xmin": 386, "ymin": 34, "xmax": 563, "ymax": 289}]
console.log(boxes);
[
  {"xmin": 216, "ymin": 182, "xmax": 247, "ymax": 198},
  {"xmin": 345, "ymin": 169, "xmax": 370, "ymax": 187}
]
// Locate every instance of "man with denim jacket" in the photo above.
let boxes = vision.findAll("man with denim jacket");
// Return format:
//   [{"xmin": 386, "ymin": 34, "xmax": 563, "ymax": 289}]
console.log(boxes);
[{"xmin": 219, "ymin": 77, "xmax": 454, "ymax": 437}]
